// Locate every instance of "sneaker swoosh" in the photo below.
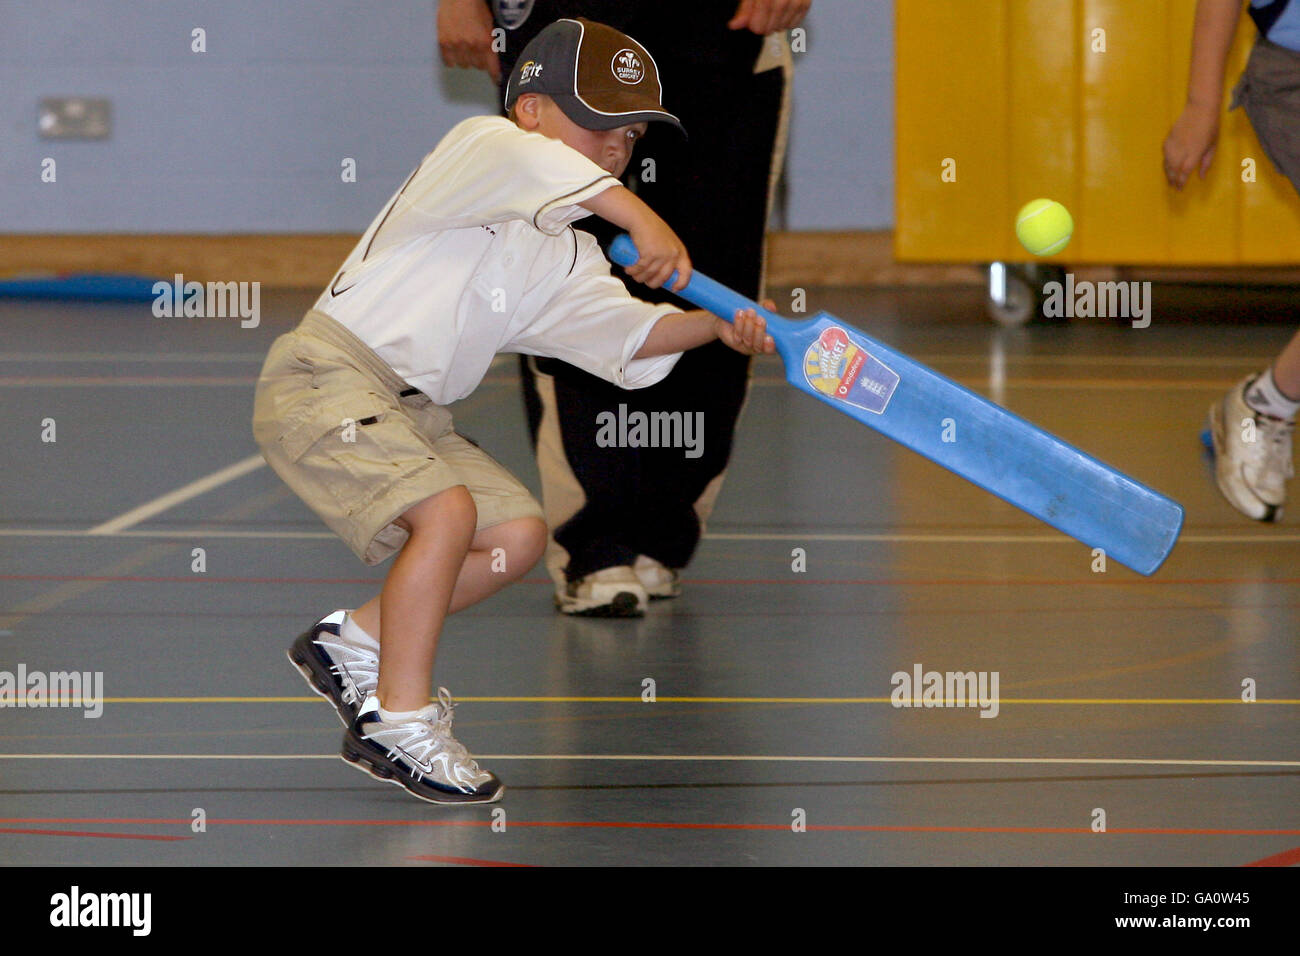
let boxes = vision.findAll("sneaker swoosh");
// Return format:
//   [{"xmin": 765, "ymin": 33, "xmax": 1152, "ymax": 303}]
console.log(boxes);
[
  {"xmin": 359, "ymin": 727, "xmax": 437, "ymax": 776},
  {"xmin": 379, "ymin": 735, "xmax": 475, "ymax": 784},
  {"xmin": 391, "ymin": 743, "xmax": 436, "ymax": 776},
  {"xmin": 397, "ymin": 746, "xmax": 481, "ymax": 790}
]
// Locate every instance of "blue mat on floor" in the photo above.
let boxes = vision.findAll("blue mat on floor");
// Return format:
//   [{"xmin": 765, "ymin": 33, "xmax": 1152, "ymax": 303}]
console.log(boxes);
[{"xmin": 0, "ymin": 274, "xmax": 165, "ymax": 302}]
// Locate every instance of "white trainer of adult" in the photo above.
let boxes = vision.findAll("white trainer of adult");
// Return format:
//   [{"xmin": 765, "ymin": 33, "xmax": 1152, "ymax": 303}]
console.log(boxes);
[
  {"xmin": 633, "ymin": 555, "xmax": 682, "ymax": 599},
  {"xmin": 555, "ymin": 565, "xmax": 648, "ymax": 617}
]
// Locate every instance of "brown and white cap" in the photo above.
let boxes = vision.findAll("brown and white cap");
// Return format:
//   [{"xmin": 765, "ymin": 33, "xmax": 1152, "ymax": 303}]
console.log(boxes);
[{"xmin": 504, "ymin": 17, "xmax": 685, "ymax": 135}]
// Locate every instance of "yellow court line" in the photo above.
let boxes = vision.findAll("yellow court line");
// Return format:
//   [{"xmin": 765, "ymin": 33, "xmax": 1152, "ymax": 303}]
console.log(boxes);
[{"xmin": 20, "ymin": 695, "xmax": 1300, "ymax": 705}]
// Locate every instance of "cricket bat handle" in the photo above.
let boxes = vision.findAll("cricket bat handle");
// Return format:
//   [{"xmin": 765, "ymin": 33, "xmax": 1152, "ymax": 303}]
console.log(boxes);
[{"xmin": 608, "ymin": 234, "xmax": 794, "ymax": 335}]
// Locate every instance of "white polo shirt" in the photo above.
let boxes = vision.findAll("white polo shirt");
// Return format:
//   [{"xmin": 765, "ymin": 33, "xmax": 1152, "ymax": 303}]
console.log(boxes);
[{"xmin": 313, "ymin": 116, "xmax": 682, "ymax": 405}]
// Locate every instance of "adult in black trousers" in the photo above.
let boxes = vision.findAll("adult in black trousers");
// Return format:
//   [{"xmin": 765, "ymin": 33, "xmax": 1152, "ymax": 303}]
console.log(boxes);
[{"xmin": 437, "ymin": 0, "xmax": 807, "ymax": 614}]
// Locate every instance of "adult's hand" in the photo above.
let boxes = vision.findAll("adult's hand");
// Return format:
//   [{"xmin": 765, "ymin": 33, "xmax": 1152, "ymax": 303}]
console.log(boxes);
[
  {"xmin": 437, "ymin": 0, "xmax": 501, "ymax": 83},
  {"xmin": 728, "ymin": 0, "xmax": 811, "ymax": 34}
]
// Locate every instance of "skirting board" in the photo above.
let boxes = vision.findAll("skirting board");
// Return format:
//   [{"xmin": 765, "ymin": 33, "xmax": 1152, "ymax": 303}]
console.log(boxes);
[{"xmin": 2, "ymin": 232, "xmax": 1297, "ymax": 289}]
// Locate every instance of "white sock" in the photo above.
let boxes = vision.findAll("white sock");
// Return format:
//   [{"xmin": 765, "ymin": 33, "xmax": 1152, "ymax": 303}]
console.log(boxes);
[
  {"xmin": 1245, "ymin": 367, "xmax": 1300, "ymax": 421},
  {"xmin": 340, "ymin": 611, "xmax": 380, "ymax": 651},
  {"xmin": 378, "ymin": 704, "xmax": 427, "ymax": 723}
]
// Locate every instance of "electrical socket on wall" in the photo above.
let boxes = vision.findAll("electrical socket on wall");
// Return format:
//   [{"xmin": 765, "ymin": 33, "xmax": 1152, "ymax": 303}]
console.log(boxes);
[{"xmin": 38, "ymin": 97, "xmax": 112, "ymax": 139}]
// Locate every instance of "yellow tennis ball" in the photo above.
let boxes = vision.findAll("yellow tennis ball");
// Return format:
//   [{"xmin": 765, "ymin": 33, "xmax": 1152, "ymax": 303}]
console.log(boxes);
[{"xmin": 1015, "ymin": 198, "xmax": 1073, "ymax": 256}]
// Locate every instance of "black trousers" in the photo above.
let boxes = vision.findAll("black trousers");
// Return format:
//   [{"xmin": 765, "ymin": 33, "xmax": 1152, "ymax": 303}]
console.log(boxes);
[{"xmin": 501, "ymin": 8, "xmax": 786, "ymax": 580}]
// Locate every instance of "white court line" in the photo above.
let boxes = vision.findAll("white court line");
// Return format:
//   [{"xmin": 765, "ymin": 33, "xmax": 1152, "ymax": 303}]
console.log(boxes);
[
  {"xmin": 86, "ymin": 454, "xmax": 268, "ymax": 535},
  {"xmin": 6, "ymin": 528, "xmax": 1300, "ymax": 545},
  {"xmin": 910, "ymin": 355, "xmax": 1268, "ymax": 367},
  {"xmin": 0, "ymin": 528, "xmax": 318, "ymax": 539},
  {"xmin": 0, "ymin": 753, "xmax": 1295, "ymax": 767},
  {"xmin": 0, "ymin": 352, "xmax": 1266, "ymax": 367},
  {"xmin": 0, "ymin": 352, "xmax": 265, "ymax": 362},
  {"xmin": 740, "ymin": 379, "xmax": 1235, "ymax": 390},
  {"xmin": 0, "ymin": 376, "xmax": 1237, "ymax": 391},
  {"xmin": 0, "ymin": 353, "xmax": 513, "ymax": 367},
  {"xmin": 709, "ymin": 533, "xmax": 1300, "ymax": 545}
]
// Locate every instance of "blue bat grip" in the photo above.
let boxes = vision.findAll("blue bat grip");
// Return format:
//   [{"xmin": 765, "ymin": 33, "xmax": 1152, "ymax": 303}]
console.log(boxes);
[{"xmin": 608, "ymin": 234, "xmax": 794, "ymax": 335}]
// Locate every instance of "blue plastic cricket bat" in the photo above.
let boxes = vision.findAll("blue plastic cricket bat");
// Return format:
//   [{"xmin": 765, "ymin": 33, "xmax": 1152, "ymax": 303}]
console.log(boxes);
[{"xmin": 608, "ymin": 234, "xmax": 1184, "ymax": 575}]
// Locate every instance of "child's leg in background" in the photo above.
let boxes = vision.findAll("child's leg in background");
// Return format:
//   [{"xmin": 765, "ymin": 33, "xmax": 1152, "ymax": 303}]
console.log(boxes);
[
  {"xmin": 1204, "ymin": 35, "xmax": 1300, "ymax": 519},
  {"xmin": 1268, "ymin": 328, "xmax": 1300, "ymax": 401}
]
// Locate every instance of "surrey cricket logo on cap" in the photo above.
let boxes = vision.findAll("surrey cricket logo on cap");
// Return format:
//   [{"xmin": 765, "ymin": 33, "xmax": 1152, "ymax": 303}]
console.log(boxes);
[{"xmin": 611, "ymin": 48, "xmax": 645, "ymax": 84}]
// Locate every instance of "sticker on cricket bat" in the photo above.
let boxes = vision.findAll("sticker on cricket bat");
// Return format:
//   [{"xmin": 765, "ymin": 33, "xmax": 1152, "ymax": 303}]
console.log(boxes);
[{"xmin": 803, "ymin": 326, "xmax": 900, "ymax": 415}]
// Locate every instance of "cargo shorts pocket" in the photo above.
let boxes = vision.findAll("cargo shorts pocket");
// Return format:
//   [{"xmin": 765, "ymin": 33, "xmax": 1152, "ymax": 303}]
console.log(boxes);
[
  {"xmin": 276, "ymin": 392, "xmax": 383, "ymax": 460},
  {"xmin": 276, "ymin": 392, "xmax": 427, "ymax": 517}
]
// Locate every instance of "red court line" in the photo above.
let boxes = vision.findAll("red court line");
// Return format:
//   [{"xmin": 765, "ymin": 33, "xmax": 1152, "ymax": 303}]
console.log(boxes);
[
  {"xmin": 0, "ymin": 827, "xmax": 190, "ymax": 842},
  {"xmin": 0, "ymin": 376, "xmax": 255, "ymax": 386},
  {"xmin": 3, "ymin": 818, "xmax": 1298, "ymax": 836},
  {"xmin": 0, "ymin": 574, "xmax": 377, "ymax": 585},
  {"xmin": 407, "ymin": 854, "xmax": 534, "ymax": 867},
  {"xmin": 1242, "ymin": 846, "xmax": 1300, "ymax": 867}
]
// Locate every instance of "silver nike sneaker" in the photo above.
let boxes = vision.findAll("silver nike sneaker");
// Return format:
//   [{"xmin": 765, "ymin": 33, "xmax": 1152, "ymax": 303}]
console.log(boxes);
[
  {"xmin": 1208, "ymin": 376, "xmax": 1295, "ymax": 521},
  {"xmin": 342, "ymin": 688, "xmax": 504, "ymax": 805},
  {"xmin": 287, "ymin": 610, "xmax": 379, "ymax": 726}
]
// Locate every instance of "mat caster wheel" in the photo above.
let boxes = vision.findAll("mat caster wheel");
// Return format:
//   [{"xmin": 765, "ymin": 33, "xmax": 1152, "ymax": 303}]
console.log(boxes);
[
  {"xmin": 986, "ymin": 263, "xmax": 1068, "ymax": 326},
  {"xmin": 986, "ymin": 262, "xmax": 1034, "ymax": 327}
]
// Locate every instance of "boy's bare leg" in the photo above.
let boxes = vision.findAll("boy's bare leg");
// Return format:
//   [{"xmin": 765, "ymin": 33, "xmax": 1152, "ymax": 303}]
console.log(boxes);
[
  {"xmin": 351, "ymin": 505, "xmax": 545, "ymax": 710},
  {"xmin": 350, "ymin": 515, "xmax": 544, "ymax": 633},
  {"xmin": 370, "ymin": 486, "xmax": 477, "ymax": 713},
  {"xmin": 335, "ymin": 485, "xmax": 522, "ymax": 804}
]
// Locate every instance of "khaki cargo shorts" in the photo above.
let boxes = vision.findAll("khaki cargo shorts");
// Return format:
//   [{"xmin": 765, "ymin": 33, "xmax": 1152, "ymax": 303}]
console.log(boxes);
[
  {"xmin": 1232, "ymin": 35, "xmax": 1300, "ymax": 194},
  {"xmin": 251, "ymin": 309, "xmax": 543, "ymax": 565}
]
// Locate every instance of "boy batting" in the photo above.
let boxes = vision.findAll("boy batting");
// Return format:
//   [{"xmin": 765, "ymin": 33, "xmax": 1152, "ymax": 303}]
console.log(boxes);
[{"xmin": 251, "ymin": 18, "xmax": 773, "ymax": 803}]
